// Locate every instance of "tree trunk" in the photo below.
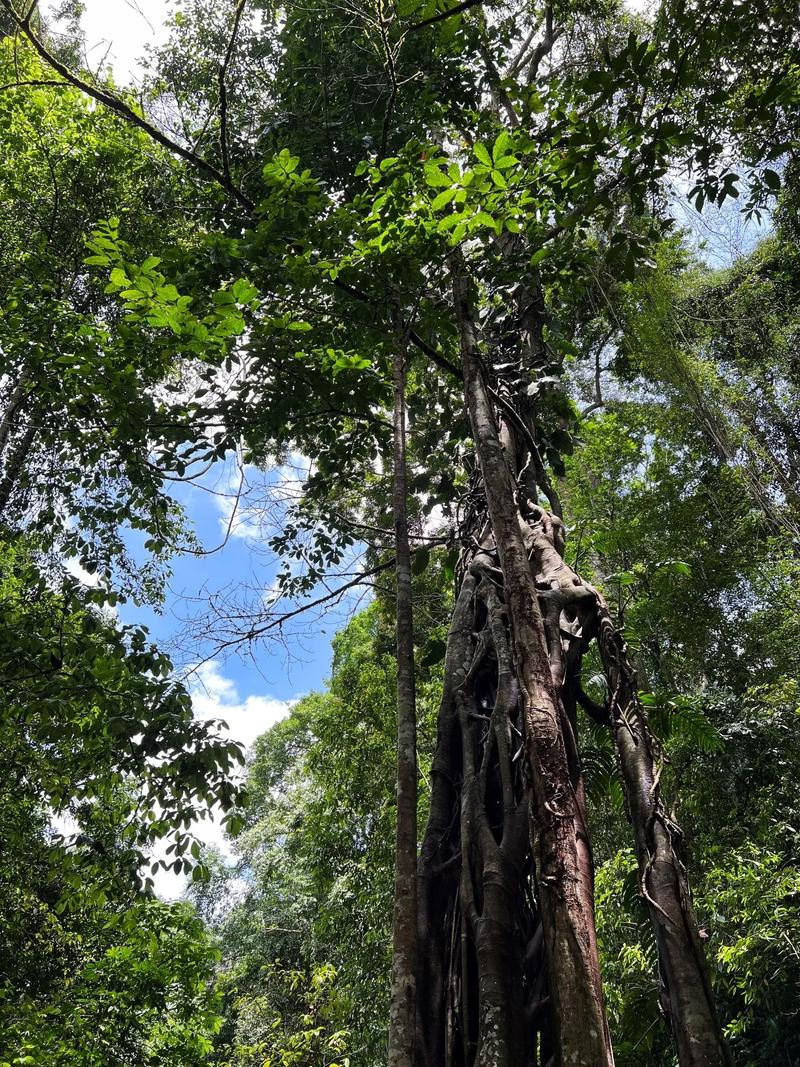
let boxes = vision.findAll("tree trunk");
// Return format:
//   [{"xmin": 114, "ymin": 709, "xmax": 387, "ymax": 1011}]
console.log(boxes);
[
  {"xmin": 416, "ymin": 554, "xmax": 545, "ymax": 1067},
  {"xmin": 414, "ymin": 255, "xmax": 728, "ymax": 1066},
  {"xmin": 387, "ymin": 321, "xmax": 418, "ymax": 1067},
  {"xmin": 0, "ymin": 364, "xmax": 29, "ymax": 460},
  {"xmin": 452, "ymin": 259, "xmax": 614, "ymax": 1067},
  {"xmin": 594, "ymin": 599, "xmax": 731, "ymax": 1066},
  {"xmin": 0, "ymin": 422, "xmax": 36, "ymax": 520}
]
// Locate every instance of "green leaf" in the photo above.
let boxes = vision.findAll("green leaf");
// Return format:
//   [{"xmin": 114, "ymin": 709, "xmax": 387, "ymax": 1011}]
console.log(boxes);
[
  {"xmin": 473, "ymin": 143, "xmax": 491, "ymax": 166},
  {"xmin": 763, "ymin": 167, "xmax": 781, "ymax": 191},
  {"xmin": 431, "ymin": 188, "xmax": 456, "ymax": 210},
  {"xmin": 109, "ymin": 267, "xmax": 128, "ymax": 288},
  {"xmin": 424, "ymin": 163, "xmax": 451, "ymax": 188},
  {"xmin": 608, "ymin": 570, "xmax": 637, "ymax": 587},
  {"xmin": 474, "ymin": 210, "xmax": 498, "ymax": 230},
  {"xmin": 227, "ymin": 814, "xmax": 245, "ymax": 837},
  {"xmin": 437, "ymin": 211, "xmax": 467, "ymax": 232},
  {"xmin": 231, "ymin": 278, "xmax": 258, "ymax": 303},
  {"xmin": 658, "ymin": 559, "xmax": 692, "ymax": 578},
  {"xmin": 493, "ymin": 131, "xmax": 512, "ymax": 162},
  {"xmin": 420, "ymin": 637, "xmax": 447, "ymax": 668}
]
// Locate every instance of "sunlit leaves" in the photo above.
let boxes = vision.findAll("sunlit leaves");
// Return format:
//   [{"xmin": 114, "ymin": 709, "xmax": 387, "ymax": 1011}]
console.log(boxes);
[{"xmin": 86, "ymin": 219, "xmax": 258, "ymax": 346}]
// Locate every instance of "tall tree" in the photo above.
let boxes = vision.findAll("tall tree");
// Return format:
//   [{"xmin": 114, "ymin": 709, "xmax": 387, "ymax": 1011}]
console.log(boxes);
[{"xmin": 2, "ymin": 0, "xmax": 797, "ymax": 1062}]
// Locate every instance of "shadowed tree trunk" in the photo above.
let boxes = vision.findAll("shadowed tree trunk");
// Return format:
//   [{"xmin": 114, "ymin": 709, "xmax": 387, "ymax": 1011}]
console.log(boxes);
[{"xmin": 388, "ymin": 320, "xmax": 418, "ymax": 1067}]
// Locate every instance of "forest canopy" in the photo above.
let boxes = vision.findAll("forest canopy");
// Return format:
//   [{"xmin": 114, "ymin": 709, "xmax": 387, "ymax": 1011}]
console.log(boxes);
[{"xmin": 0, "ymin": 0, "xmax": 798, "ymax": 1064}]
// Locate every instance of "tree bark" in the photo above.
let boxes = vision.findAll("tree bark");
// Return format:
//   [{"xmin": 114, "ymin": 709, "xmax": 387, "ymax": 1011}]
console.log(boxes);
[
  {"xmin": 387, "ymin": 320, "xmax": 418, "ymax": 1067},
  {"xmin": 415, "ymin": 257, "xmax": 728, "ymax": 1067},
  {"xmin": 0, "ymin": 422, "xmax": 36, "ymax": 520},
  {"xmin": 452, "ymin": 258, "xmax": 614, "ymax": 1067},
  {"xmin": 0, "ymin": 364, "xmax": 30, "ymax": 461},
  {"xmin": 416, "ymin": 551, "xmax": 544, "ymax": 1067},
  {"xmin": 594, "ymin": 599, "xmax": 731, "ymax": 1067}
]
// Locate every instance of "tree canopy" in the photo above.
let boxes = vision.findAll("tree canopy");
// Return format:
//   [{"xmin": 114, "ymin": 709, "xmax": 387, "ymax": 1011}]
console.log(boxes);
[{"xmin": 0, "ymin": 0, "xmax": 798, "ymax": 1064}]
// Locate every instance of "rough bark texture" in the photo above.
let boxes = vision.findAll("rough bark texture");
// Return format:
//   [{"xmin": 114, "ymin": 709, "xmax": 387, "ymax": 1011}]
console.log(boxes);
[
  {"xmin": 414, "ymin": 257, "xmax": 727, "ymax": 1066},
  {"xmin": 453, "ymin": 261, "xmax": 614, "ymax": 1067},
  {"xmin": 387, "ymin": 330, "xmax": 418, "ymax": 1067},
  {"xmin": 416, "ymin": 552, "xmax": 545, "ymax": 1067},
  {"xmin": 0, "ymin": 365, "xmax": 29, "ymax": 461},
  {"xmin": 0, "ymin": 422, "xmax": 35, "ymax": 519}
]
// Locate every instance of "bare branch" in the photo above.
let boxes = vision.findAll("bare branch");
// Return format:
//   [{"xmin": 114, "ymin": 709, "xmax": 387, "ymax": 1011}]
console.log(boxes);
[{"xmin": 210, "ymin": 558, "xmax": 396, "ymax": 653}]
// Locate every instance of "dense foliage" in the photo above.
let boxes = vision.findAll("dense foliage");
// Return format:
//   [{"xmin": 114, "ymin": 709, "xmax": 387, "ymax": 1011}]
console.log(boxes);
[{"xmin": 0, "ymin": 0, "xmax": 798, "ymax": 1063}]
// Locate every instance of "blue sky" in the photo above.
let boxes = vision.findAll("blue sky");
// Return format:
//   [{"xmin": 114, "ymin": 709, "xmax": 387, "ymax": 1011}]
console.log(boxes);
[
  {"xmin": 120, "ymin": 455, "xmax": 341, "ymax": 712},
  {"xmin": 118, "ymin": 445, "xmax": 368, "ymax": 722},
  {"xmin": 68, "ymin": 449, "xmax": 364, "ymax": 896},
  {"xmin": 114, "ymin": 457, "xmax": 355, "ymax": 896},
  {"xmin": 48, "ymin": 0, "xmax": 354, "ymax": 715}
]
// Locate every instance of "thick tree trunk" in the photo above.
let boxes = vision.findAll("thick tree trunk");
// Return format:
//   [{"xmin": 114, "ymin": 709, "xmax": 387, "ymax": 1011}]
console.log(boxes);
[
  {"xmin": 453, "ymin": 260, "xmax": 614, "ymax": 1067},
  {"xmin": 387, "ymin": 325, "xmax": 418, "ymax": 1067},
  {"xmin": 415, "ymin": 260, "xmax": 726, "ymax": 1067},
  {"xmin": 416, "ymin": 555, "xmax": 544, "ymax": 1067}
]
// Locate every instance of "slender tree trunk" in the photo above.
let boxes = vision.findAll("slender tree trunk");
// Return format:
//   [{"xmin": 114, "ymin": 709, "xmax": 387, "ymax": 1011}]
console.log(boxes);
[
  {"xmin": 594, "ymin": 599, "xmax": 731, "ymax": 1067},
  {"xmin": 387, "ymin": 319, "xmax": 418, "ymax": 1067},
  {"xmin": 452, "ymin": 259, "xmax": 614, "ymax": 1067},
  {"xmin": 416, "ymin": 576, "xmax": 469, "ymax": 1067}
]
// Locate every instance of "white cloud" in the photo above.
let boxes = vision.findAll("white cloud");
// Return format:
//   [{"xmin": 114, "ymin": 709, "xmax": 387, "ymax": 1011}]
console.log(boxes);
[
  {"xmin": 64, "ymin": 555, "xmax": 103, "ymax": 588},
  {"xmin": 423, "ymin": 503, "xmax": 447, "ymax": 537},
  {"xmin": 151, "ymin": 661, "xmax": 295, "ymax": 899},
  {"xmin": 278, "ymin": 450, "xmax": 312, "ymax": 485},
  {"xmin": 213, "ymin": 452, "xmax": 311, "ymax": 542},
  {"xmin": 214, "ymin": 461, "xmax": 266, "ymax": 541},
  {"xmin": 189, "ymin": 660, "xmax": 294, "ymax": 751}
]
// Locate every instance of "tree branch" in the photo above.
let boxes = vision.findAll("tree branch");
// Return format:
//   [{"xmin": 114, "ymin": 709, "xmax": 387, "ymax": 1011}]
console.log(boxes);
[
  {"xmin": 218, "ymin": 0, "xmax": 248, "ymax": 187},
  {"xmin": 406, "ymin": 0, "xmax": 484, "ymax": 34},
  {"xmin": 0, "ymin": 0, "xmax": 254, "ymax": 211},
  {"xmin": 526, "ymin": 6, "xmax": 562, "ymax": 85}
]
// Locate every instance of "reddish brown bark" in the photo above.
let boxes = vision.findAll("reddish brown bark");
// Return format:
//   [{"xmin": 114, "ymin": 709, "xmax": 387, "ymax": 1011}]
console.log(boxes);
[
  {"xmin": 453, "ymin": 260, "xmax": 614, "ymax": 1067},
  {"xmin": 414, "ymin": 261, "xmax": 727, "ymax": 1067}
]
